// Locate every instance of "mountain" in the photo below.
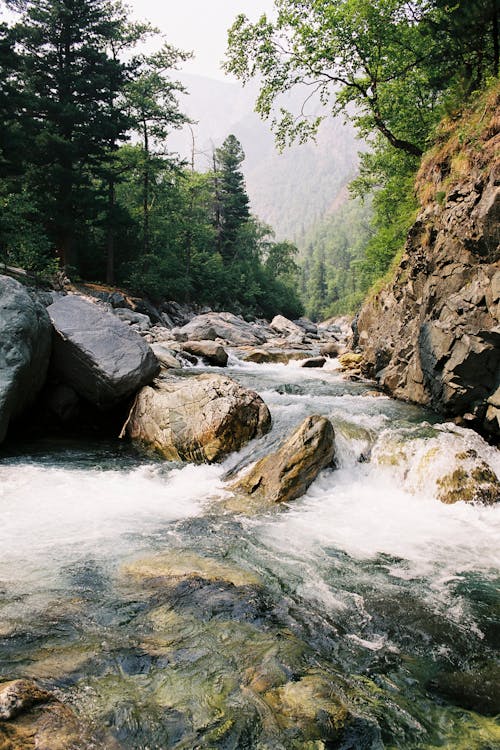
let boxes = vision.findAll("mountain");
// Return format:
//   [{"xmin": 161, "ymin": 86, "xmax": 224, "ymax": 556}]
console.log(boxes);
[{"xmin": 169, "ymin": 74, "xmax": 361, "ymax": 246}]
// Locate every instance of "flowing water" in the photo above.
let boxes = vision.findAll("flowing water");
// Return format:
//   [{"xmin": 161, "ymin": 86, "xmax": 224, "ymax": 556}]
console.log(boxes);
[{"xmin": 1, "ymin": 358, "xmax": 499, "ymax": 749}]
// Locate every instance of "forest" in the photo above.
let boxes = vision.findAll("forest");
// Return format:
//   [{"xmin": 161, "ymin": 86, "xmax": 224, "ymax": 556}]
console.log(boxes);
[
  {"xmin": 1, "ymin": 0, "xmax": 499, "ymax": 321},
  {"xmin": 0, "ymin": 0, "xmax": 303, "ymax": 319}
]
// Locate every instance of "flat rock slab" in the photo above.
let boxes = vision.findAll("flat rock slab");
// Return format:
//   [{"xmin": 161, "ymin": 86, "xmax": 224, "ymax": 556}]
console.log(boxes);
[
  {"xmin": 48, "ymin": 295, "xmax": 159, "ymax": 407},
  {"xmin": 233, "ymin": 414, "xmax": 335, "ymax": 503},
  {"xmin": 123, "ymin": 373, "xmax": 271, "ymax": 463},
  {"xmin": 0, "ymin": 276, "xmax": 52, "ymax": 443}
]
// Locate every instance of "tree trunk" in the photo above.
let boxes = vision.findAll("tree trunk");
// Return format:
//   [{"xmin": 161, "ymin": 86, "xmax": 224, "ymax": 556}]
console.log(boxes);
[{"xmin": 106, "ymin": 178, "xmax": 116, "ymax": 285}]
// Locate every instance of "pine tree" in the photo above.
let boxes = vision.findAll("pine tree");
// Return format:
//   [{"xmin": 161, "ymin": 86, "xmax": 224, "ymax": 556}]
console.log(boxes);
[
  {"xmin": 213, "ymin": 134, "xmax": 250, "ymax": 263},
  {"xmin": 9, "ymin": 0, "xmax": 129, "ymax": 268}
]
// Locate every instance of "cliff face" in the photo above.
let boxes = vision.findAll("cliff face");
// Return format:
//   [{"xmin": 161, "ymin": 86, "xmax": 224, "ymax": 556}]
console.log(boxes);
[{"xmin": 357, "ymin": 86, "xmax": 500, "ymax": 440}]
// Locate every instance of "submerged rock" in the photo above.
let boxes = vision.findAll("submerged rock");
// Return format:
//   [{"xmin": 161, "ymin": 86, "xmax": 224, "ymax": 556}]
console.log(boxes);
[
  {"xmin": 0, "ymin": 679, "xmax": 110, "ymax": 750},
  {"xmin": 181, "ymin": 340, "xmax": 228, "ymax": 367},
  {"xmin": 372, "ymin": 423, "xmax": 500, "ymax": 504},
  {"xmin": 122, "ymin": 551, "xmax": 262, "ymax": 588},
  {"xmin": 123, "ymin": 373, "xmax": 271, "ymax": 462},
  {"xmin": 232, "ymin": 414, "xmax": 335, "ymax": 503},
  {"xmin": 48, "ymin": 295, "xmax": 160, "ymax": 408},
  {"xmin": 0, "ymin": 276, "xmax": 52, "ymax": 443},
  {"xmin": 262, "ymin": 674, "xmax": 350, "ymax": 742}
]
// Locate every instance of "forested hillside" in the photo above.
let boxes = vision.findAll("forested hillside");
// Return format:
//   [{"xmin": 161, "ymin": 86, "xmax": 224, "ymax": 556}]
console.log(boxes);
[
  {"xmin": 0, "ymin": 0, "xmax": 302, "ymax": 318},
  {"xmin": 226, "ymin": 0, "xmax": 500, "ymax": 320}
]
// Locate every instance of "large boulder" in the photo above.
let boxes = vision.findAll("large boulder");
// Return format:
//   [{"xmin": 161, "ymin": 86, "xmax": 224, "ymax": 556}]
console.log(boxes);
[
  {"xmin": 181, "ymin": 340, "xmax": 228, "ymax": 367},
  {"xmin": 232, "ymin": 414, "xmax": 335, "ymax": 503},
  {"xmin": 122, "ymin": 373, "xmax": 271, "ymax": 462},
  {"xmin": 173, "ymin": 312, "xmax": 268, "ymax": 346},
  {"xmin": 0, "ymin": 276, "xmax": 52, "ymax": 443},
  {"xmin": 270, "ymin": 315, "xmax": 304, "ymax": 338},
  {"xmin": 47, "ymin": 295, "xmax": 160, "ymax": 408},
  {"xmin": 371, "ymin": 423, "xmax": 500, "ymax": 505}
]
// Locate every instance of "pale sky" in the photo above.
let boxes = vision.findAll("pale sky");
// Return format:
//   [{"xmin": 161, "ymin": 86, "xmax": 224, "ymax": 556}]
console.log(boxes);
[{"xmin": 126, "ymin": 0, "xmax": 276, "ymax": 80}]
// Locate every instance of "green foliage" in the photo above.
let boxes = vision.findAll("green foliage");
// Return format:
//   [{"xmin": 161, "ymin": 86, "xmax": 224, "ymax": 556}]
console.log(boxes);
[
  {"xmin": 0, "ymin": 2, "xmax": 302, "ymax": 319},
  {"xmin": 226, "ymin": 0, "xmax": 500, "ymax": 319}
]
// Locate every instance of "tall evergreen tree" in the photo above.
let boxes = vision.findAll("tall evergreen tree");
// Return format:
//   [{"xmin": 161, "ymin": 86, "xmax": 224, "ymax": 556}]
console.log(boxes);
[
  {"xmin": 8, "ymin": 0, "xmax": 129, "ymax": 268},
  {"xmin": 213, "ymin": 134, "xmax": 250, "ymax": 262}
]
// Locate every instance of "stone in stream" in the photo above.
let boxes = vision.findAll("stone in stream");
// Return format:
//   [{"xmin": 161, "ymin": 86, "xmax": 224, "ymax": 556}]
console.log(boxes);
[
  {"xmin": 300, "ymin": 356, "xmax": 326, "ymax": 368},
  {"xmin": 149, "ymin": 343, "xmax": 181, "ymax": 370},
  {"xmin": 320, "ymin": 341, "xmax": 343, "ymax": 358},
  {"xmin": 180, "ymin": 339, "xmax": 228, "ymax": 367},
  {"xmin": 232, "ymin": 414, "xmax": 335, "ymax": 503},
  {"xmin": 47, "ymin": 295, "xmax": 160, "ymax": 408},
  {"xmin": 242, "ymin": 348, "xmax": 309, "ymax": 364},
  {"xmin": 122, "ymin": 373, "xmax": 271, "ymax": 462},
  {"xmin": 0, "ymin": 276, "xmax": 52, "ymax": 443}
]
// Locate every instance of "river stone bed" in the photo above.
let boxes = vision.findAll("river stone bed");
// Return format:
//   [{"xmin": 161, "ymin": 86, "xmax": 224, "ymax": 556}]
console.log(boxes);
[{"xmin": 0, "ymin": 358, "xmax": 499, "ymax": 749}]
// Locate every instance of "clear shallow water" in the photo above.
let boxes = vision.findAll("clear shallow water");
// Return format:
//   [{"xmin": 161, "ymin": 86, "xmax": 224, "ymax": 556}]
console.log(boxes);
[{"xmin": 0, "ymin": 360, "xmax": 499, "ymax": 749}]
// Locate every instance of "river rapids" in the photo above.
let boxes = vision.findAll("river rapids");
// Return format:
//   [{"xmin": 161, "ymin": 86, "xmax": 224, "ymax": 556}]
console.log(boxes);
[{"xmin": 0, "ymin": 358, "xmax": 499, "ymax": 749}]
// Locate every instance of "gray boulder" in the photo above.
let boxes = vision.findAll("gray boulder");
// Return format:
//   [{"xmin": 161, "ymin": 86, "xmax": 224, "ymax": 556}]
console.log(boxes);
[
  {"xmin": 0, "ymin": 276, "xmax": 52, "ymax": 443},
  {"xmin": 122, "ymin": 373, "xmax": 271, "ymax": 463},
  {"xmin": 270, "ymin": 315, "xmax": 304, "ymax": 337},
  {"xmin": 150, "ymin": 343, "xmax": 182, "ymax": 369},
  {"xmin": 47, "ymin": 295, "xmax": 160, "ymax": 408},
  {"xmin": 174, "ymin": 312, "xmax": 268, "ymax": 346}
]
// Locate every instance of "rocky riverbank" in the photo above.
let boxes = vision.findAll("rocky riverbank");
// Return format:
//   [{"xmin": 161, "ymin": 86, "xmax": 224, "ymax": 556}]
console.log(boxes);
[{"xmin": 356, "ymin": 88, "xmax": 500, "ymax": 442}]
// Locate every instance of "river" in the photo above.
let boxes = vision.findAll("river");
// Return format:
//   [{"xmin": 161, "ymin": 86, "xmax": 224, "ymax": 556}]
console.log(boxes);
[{"xmin": 1, "ymin": 357, "xmax": 499, "ymax": 749}]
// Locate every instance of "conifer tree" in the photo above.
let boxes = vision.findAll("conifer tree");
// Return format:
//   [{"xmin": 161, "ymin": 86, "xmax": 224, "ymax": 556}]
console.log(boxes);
[{"xmin": 213, "ymin": 134, "xmax": 250, "ymax": 262}]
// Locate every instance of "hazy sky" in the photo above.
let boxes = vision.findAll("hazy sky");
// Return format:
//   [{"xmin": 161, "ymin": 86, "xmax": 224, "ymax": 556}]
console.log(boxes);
[{"xmin": 126, "ymin": 0, "xmax": 275, "ymax": 80}]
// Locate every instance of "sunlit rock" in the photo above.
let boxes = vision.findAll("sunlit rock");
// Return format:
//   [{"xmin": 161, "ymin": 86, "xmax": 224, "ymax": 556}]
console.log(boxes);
[
  {"xmin": 232, "ymin": 414, "xmax": 335, "ymax": 503},
  {"xmin": 0, "ymin": 276, "xmax": 52, "ymax": 443},
  {"xmin": 181, "ymin": 339, "xmax": 228, "ymax": 367},
  {"xmin": 150, "ymin": 343, "xmax": 181, "ymax": 369},
  {"xmin": 122, "ymin": 373, "xmax": 271, "ymax": 462},
  {"xmin": 270, "ymin": 314, "xmax": 304, "ymax": 338},
  {"xmin": 372, "ymin": 423, "xmax": 500, "ymax": 504},
  {"xmin": 122, "ymin": 551, "xmax": 262, "ymax": 588},
  {"xmin": 173, "ymin": 311, "xmax": 268, "ymax": 346}
]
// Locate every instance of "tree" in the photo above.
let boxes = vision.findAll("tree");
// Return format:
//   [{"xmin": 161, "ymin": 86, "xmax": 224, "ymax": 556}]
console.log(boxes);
[
  {"xmin": 225, "ymin": 0, "xmax": 444, "ymax": 157},
  {"xmin": 7, "ymin": 0, "xmax": 134, "ymax": 268},
  {"xmin": 213, "ymin": 134, "xmax": 250, "ymax": 262},
  {"xmin": 125, "ymin": 44, "xmax": 190, "ymax": 255}
]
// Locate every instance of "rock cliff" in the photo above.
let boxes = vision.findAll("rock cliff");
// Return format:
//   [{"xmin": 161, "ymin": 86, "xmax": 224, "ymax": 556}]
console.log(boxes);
[{"xmin": 357, "ymin": 85, "xmax": 500, "ymax": 440}]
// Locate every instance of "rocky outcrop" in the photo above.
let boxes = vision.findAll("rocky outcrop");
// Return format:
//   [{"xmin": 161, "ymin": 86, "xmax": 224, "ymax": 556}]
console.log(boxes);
[
  {"xmin": 48, "ymin": 295, "xmax": 159, "ymax": 408},
  {"xmin": 357, "ymin": 89, "xmax": 500, "ymax": 438},
  {"xmin": 181, "ymin": 340, "xmax": 228, "ymax": 367},
  {"xmin": 0, "ymin": 276, "xmax": 52, "ymax": 443},
  {"xmin": 122, "ymin": 373, "xmax": 271, "ymax": 462},
  {"xmin": 173, "ymin": 312, "xmax": 269, "ymax": 346},
  {"xmin": 150, "ymin": 343, "xmax": 181, "ymax": 369},
  {"xmin": 232, "ymin": 414, "xmax": 335, "ymax": 503}
]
